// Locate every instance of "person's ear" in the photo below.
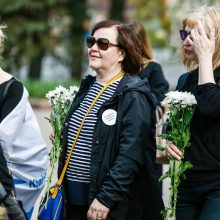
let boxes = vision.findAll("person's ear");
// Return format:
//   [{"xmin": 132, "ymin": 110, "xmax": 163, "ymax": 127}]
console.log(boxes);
[{"xmin": 118, "ymin": 49, "xmax": 125, "ymax": 62}]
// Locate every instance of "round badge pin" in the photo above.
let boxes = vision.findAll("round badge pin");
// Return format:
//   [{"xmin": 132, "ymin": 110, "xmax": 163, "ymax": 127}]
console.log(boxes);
[{"xmin": 102, "ymin": 109, "xmax": 117, "ymax": 126}]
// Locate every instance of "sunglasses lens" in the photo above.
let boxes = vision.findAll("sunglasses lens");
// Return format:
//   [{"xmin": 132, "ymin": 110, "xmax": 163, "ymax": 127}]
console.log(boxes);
[
  {"xmin": 97, "ymin": 38, "xmax": 109, "ymax": 50},
  {"xmin": 86, "ymin": 36, "xmax": 96, "ymax": 48},
  {"xmin": 86, "ymin": 37, "xmax": 111, "ymax": 50},
  {"xmin": 180, "ymin": 30, "xmax": 188, "ymax": 41}
]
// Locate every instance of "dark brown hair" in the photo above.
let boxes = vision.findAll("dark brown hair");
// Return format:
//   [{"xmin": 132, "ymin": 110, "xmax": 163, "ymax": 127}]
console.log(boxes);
[
  {"xmin": 91, "ymin": 20, "xmax": 143, "ymax": 75},
  {"xmin": 128, "ymin": 22, "xmax": 154, "ymax": 63}
]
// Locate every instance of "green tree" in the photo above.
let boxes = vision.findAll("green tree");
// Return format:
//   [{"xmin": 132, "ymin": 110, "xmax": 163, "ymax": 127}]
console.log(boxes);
[
  {"xmin": 134, "ymin": 0, "xmax": 171, "ymax": 47},
  {"xmin": 109, "ymin": 0, "xmax": 126, "ymax": 20},
  {"xmin": 0, "ymin": 0, "xmax": 58, "ymax": 79},
  {"xmin": 64, "ymin": 0, "xmax": 88, "ymax": 80},
  {"xmin": 0, "ymin": 0, "xmax": 88, "ymax": 80}
]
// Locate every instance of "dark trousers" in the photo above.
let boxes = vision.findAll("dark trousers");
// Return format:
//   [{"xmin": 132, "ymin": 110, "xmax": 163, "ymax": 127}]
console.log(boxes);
[
  {"xmin": 66, "ymin": 203, "xmax": 88, "ymax": 220},
  {"xmin": 176, "ymin": 179, "xmax": 220, "ymax": 220}
]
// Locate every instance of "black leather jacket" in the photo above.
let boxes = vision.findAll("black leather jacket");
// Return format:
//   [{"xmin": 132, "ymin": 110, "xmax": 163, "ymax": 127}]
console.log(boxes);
[{"xmin": 59, "ymin": 73, "xmax": 164, "ymax": 220}]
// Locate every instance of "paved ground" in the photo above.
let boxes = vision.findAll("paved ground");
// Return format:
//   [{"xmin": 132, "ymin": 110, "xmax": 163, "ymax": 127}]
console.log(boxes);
[{"xmin": 32, "ymin": 109, "xmax": 55, "ymax": 220}]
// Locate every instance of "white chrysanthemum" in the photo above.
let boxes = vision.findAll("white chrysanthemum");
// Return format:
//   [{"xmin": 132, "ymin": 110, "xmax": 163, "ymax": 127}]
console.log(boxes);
[
  {"xmin": 54, "ymin": 85, "xmax": 66, "ymax": 94},
  {"xmin": 69, "ymin": 85, "xmax": 79, "ymax": 93},
  {"xmin": 45, "ymin": 91, "xmax": 55, "ymax": 105},
  {"xmin": 44, "ymin": 84, "xmax": 79, "ymax": 197},
  {"xmin": 45, "ymin": 85, "xmax": 79, "ymax": 107},
  {"xmin": 161, "ymin": 91, "xmax": 197, "ymax": 108}
]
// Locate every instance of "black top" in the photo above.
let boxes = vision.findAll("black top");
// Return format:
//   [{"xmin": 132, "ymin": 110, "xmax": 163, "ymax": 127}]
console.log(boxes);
[
  {"xmin": 140, "ymin": 61, "xmax": 169, "ymax": 104},
  {"xmin": 0, "ymin": 77, "xmax": 23, "ymax": 122},
  {"xmin": 177, "ymin": 67, "xmax": 220, "ymax": 185},
  {"xmin": 0, "ymin": 77, "xmax": 23, "ymax": 194}
]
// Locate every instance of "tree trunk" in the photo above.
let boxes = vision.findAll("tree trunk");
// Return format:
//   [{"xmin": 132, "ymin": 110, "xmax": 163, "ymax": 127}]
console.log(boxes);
[
  {"xmin": 28, "ymin": 54, "xmax": 43, "ymax": 79},
  {"xmin": 70, "ymin": 28, "xmax": 84, "ymax": 80},
  {"xmin": 27, "ymin": 33, "xmax": 45, "ymax": 79},
  {"xmin": 109, "ymin": 0, "xmax": 126, "ymax": 20},
  {"xmin": 67, "ymin": 0, "xmax": 87, "ymax": 80}
]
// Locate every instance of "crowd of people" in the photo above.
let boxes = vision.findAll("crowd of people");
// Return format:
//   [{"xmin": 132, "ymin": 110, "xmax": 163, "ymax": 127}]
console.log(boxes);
[{"xmin": 0, "ymin": 4, "xmax": 220, "ymax": 220}]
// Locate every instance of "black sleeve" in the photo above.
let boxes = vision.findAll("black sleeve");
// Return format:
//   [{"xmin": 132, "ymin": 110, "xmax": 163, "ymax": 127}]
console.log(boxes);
[
  {"xmin": 141, "ymin": 62, "xmax": 169, "ymax": 104},
  {"xmin": 175, "ymin": 73, "xmax": 189, "ymax": 91},
  {"xmin": 195, "ymin": 82, "xmax": 220, "ymax": 116},
  {"xmin": 96, "ymin": 91, "xmax": 154, "ymax": 208},
  {"xmin": 0, "ymin": 80, "xmax": 23, "ymax": 123}
]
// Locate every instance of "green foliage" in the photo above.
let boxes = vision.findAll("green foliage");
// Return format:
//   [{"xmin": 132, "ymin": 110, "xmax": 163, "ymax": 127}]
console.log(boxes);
[
  {"xmin": 0, "ymin": 0, "xmax": 88, "ymax": 80},
  {"xmin": 22, "ymin": 79, "xmax": 80, "ymax": 98},
  {"xmin": 133, "ymin": 0, "xmax": 171, "ymax": 48},
  {"xmin": 64, "ymin": 0, "xmax": 89, "ymax": 79},
  {"xmin": 109, "ymin": 0, "xmax": 126, "ymax": 20},
  {"xmin": 0, "ymin": 0, "xmax": 56, "ymax": 78}
]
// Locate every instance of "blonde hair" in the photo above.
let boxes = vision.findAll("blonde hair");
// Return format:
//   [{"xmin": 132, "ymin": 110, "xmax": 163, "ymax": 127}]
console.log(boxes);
[
  {"xmin": 179, "ymin": 6, "xmax": 220, "ymax": 70},
  {"xmin": 0, "ymin": 26, "xmax": 5, "ymax": 56}
]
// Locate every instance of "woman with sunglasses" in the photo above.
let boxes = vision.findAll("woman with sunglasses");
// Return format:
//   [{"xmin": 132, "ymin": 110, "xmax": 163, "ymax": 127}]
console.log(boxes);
[
  {"xmin": 165, "ymin": 6, "xmax": 220, "ymax": 220},
  {"xmin": 58, "ymin": 20, "xmax": 164, "ymax": 220}
]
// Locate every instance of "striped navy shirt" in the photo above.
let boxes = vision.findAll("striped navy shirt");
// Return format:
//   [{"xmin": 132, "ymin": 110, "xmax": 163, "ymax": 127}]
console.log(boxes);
[{"xmin": 65, "ymin": 79, "xmax": 120, "ymax": 204}]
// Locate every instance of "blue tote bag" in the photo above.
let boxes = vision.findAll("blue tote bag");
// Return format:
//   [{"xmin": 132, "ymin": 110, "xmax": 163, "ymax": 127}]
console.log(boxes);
[{"xmin": 38, "ymin": 185, "xmax": 64, "ymax": 220}]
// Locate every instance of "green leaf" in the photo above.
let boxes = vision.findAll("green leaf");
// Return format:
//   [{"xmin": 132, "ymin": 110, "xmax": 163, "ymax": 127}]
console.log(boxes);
[
  {"xmin": 156, "ymin": 144, "xmax": 165, "ymax": 151},
  {"xmin": 159, "ymin": 172, "xmax": 170, "ymax": 181}
]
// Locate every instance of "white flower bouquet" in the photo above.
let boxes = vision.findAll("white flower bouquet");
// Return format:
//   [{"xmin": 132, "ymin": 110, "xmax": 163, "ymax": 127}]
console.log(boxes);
[
  {"xmin": 159, "ymin": 91, "xmax": 197, "ymax": 220},
  {"xmin": 45, "ymin": 85, "xmax": 79, "ymax": 193}
]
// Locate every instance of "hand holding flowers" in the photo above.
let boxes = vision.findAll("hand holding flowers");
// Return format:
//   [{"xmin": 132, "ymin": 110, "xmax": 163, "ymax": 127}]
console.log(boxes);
[{"xmin": 158, "ymin": 91, "xmax": 197, "ymax": 220}]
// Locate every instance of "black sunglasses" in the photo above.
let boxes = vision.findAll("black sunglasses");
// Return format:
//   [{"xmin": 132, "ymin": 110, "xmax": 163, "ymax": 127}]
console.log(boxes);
[
  {"xmin": 180, "ymin": 30, "xmax": 191, "ymax": 41},
  {"xmin": 86, "ymin": 36, "xmax": 120, "ymax": 50}
]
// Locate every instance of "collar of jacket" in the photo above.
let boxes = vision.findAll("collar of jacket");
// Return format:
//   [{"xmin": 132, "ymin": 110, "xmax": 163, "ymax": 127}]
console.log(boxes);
[{"xmin": 79, "ymin": 72, "xmax": 157, "ymax": 109}]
